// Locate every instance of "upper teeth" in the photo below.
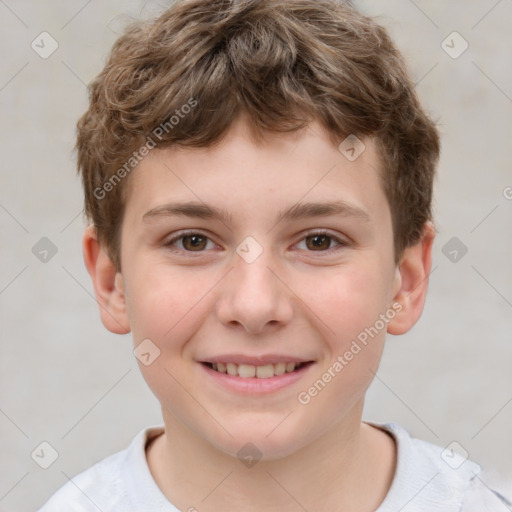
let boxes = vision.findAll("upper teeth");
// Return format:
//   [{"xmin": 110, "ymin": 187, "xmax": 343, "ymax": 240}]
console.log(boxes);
[{"xmin": 211, "ymin": 362, "xmax": 300, "ymax": 378}]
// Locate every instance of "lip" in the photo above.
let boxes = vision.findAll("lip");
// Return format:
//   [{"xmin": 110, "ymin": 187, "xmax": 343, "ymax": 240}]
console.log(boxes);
[
  {"xmin": 198, "ymin": 354, "xmax": 312, "ymax": 366},
  {"xmin": 198, "ymin": 360, "xmax": 315, "ymax": 394}
]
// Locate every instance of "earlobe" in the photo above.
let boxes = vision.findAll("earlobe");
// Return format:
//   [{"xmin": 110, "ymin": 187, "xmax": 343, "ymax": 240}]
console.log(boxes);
[
  {"xmin": 387, "ymin": 222, "xmax": 435, "ymax": 335},
  {"xmin": 82, "ymin": 225, "xmax": 131, "ymax": 335}
]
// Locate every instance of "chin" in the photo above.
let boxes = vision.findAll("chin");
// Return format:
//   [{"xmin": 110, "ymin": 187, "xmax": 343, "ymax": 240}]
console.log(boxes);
[{"xmin": 206, "ymin": 418, "xmax": 316, "ymax": 463}]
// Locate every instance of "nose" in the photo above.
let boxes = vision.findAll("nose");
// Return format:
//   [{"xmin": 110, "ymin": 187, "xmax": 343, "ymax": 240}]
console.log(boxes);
[{"xmin": 215, "ymin": 246, "xmax": 294, "ymax": 335}]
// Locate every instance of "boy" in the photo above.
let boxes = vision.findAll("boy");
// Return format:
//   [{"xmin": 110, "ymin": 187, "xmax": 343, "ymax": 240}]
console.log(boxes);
[{"xmin": 38, "ymin": 0, "xmax": 510, "ymax": 510}]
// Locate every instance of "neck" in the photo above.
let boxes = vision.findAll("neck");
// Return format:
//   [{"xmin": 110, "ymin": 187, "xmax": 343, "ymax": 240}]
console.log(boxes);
[{"xmin": 146, "ymin": 401, "xmax": 396, "ymax": 511}]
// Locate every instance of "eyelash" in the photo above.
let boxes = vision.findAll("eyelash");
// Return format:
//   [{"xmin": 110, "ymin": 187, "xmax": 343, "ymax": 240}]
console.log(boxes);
[{"xmin": 163, "ymin": 230, "xmax": 349, "ymax": 255}]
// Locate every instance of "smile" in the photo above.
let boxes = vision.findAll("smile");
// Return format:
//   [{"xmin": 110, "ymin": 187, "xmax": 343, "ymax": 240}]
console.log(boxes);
[{"xmin": 202, "ymin": 361, "xmax": 310, "ymax": 379}]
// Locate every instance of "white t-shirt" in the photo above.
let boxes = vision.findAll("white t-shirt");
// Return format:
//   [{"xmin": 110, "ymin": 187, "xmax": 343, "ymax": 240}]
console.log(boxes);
[{"xmin": 37, "ymin": 422, "xmax": 511, "ymax": 512}]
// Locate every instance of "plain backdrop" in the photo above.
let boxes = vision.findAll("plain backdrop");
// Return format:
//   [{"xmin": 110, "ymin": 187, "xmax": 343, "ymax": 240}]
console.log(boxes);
[{"xmin": 0, "ymin": 1, "xmax": 511, "ymax": 510}]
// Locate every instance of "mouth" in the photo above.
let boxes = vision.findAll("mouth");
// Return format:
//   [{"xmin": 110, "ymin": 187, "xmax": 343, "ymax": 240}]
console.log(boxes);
[{"xmin": 200, "ymin": 361, "xmax": 314, "ymax": 379}]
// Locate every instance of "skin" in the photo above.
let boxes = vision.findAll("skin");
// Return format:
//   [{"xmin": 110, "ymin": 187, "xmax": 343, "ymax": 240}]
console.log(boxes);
[{"xmin": 83, "ymin": 113, "xmax": 435, "ymax": 511}]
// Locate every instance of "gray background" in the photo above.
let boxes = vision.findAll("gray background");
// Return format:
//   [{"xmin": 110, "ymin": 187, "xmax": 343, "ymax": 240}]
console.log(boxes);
[{"xmin": 0, "ymin": 1, "xmax": 511, "ymax": 510}]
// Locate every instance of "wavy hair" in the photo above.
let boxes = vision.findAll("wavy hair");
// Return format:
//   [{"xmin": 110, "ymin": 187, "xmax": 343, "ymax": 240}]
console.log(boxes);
[{"xmin": 76, "ymin": 0, "xmax": 440, "ymax": 270}]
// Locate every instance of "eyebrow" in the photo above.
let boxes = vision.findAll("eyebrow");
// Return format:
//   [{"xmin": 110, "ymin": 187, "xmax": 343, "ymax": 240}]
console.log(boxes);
[{"xmin": 142, "ymin": 200, "xmax": 371, "ymax": 225}]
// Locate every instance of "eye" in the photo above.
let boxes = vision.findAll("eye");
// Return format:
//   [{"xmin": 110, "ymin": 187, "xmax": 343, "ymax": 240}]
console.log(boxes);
[
  {"xmin": 164, "ymin": 231, "xmax": 216, "ymax": 252},
  {"xmin": 164, "ymin": 230, "xmax": 349, "ymax": 255},
  {"xmin": 295, "ymin": 231, "xmax": 348, "ymax": 253}
]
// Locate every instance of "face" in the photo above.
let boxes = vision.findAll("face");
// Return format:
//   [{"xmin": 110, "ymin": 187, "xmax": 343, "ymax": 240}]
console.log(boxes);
[{"xmin": 113, "ymin": 116, "xmax": 403, "ymax": 459}]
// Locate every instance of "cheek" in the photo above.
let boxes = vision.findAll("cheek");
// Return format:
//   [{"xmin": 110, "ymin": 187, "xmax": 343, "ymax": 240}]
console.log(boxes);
[
  {"xmin": 293, "ymin": 265, "xmax": 390, "ymax": 409},
  {"xmin": 125, "ymin": 265, "xmax": 218, "ymax": 405},
  {"xmin": 300, "ymin": 264, "xmax": 391, "ymax": 350},
  {"xmin": 126, "ymin": 263, "xmax": 210, "ymax": 345},
  {"xmin": 126, "ymin": 267, "xmax": 206, "ymax": 420}
]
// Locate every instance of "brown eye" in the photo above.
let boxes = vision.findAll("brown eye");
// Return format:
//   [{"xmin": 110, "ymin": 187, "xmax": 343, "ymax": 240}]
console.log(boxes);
[
  {"xmin": 181, "ymin": 234, "xmax": 208, "ymax": 251},
  {"xmin": 305, "ymin": 234, "xmax": 334, "ymax": 251},
  {"xmin": 165, "ymin": 232, "xmax": 214, "ymax": 252},
  {"xmin": 295, "ymin": 231, "xmax": 348, "ymax": 253}
]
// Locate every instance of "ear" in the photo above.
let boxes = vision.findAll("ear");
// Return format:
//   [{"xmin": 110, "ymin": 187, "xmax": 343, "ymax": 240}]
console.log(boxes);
[
  {"xmin": 82, "ymin": 225, "xmax": 131, "ymax": 334},
  {"xmin": 387, "ymin": 221, "xmax": 435, "ymax": 335}
]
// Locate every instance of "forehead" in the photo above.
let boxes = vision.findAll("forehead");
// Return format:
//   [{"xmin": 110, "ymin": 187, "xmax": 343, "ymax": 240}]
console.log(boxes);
[{"xmin": 122, "ymin": 117, "xmax": 388, "ymax": 228}]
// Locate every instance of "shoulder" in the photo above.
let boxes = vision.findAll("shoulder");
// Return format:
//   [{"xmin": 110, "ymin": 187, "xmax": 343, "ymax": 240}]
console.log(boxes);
[
  {"xmin": 36, "ymin": 425, "xmax": 166, "ymax": 512},
  {"xmin": 370, "ymin": 421, "xmax": 511, "ymax": 512},
  {"xmin": 460, "ymin": 474, "xmax": 512, "ymax": 512},
  {"xmin": 36, "ymin": 448, "xmax": 126, "ymax": 511}
]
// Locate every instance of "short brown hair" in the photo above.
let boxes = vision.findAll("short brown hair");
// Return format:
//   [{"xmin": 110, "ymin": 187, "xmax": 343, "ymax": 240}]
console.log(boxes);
[{"xmin": 76, "ymin": 0, "xmax": 440, "ymax": 271}]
